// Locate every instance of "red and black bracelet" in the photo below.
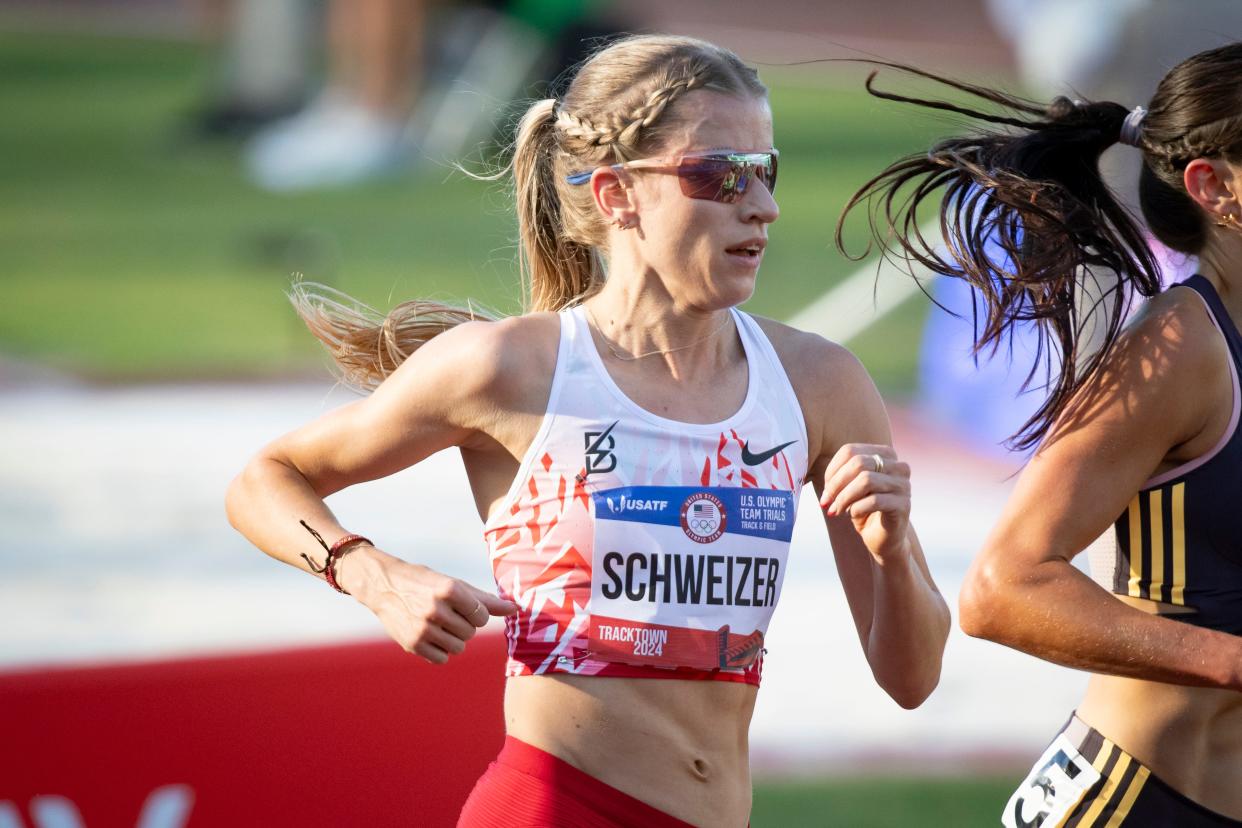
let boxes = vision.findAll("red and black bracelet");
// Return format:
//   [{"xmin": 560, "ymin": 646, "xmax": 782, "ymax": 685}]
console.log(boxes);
[{"xmin": 299, "ymin": 520, "xmax": 373, "ymax": 595}]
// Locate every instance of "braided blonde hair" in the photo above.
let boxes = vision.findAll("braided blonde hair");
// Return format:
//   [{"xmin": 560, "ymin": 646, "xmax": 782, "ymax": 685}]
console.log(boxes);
[
  {"xmin": 296, "ymin": 35, "xmax": 766, "ymax": 390},
  {"xmin": 553, "ymin": 72, "xmax": 709, "ymax": 148}
]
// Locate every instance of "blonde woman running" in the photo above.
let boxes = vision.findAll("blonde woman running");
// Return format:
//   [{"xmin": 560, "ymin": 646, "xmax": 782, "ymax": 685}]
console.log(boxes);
[{"xmin": 227, "ymin": 35, "xmax": 949, "ymax": 827}]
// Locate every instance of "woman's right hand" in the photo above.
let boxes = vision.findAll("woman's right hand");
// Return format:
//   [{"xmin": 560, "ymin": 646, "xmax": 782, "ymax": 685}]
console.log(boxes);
[{"xmin": 340, "ymin": 546, "xmax": 519, "ymax": 664}]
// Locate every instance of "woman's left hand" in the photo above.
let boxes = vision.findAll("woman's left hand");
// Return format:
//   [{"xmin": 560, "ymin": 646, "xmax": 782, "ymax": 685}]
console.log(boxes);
[{"xmin": 819, "ymin": 443, "xmax": 911, "ymax": 565}]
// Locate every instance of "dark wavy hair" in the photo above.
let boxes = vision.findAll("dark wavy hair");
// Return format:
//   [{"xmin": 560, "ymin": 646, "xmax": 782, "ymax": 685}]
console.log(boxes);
[{"xmin": 837, "ymin": 45, "xmax": 1242, "ymax": 451}]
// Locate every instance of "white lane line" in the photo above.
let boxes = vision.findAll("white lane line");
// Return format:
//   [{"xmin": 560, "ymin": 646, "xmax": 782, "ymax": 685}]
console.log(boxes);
[{"xmin": 788, "ymin": 219, "xmax": 942, "ymax": 343}]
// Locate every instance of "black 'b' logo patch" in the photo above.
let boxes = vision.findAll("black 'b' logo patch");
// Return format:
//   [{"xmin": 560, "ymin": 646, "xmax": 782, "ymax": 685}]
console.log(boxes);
[{"xmin": 584, "ymin": 421, "xmax": 619, "ymax": 475}]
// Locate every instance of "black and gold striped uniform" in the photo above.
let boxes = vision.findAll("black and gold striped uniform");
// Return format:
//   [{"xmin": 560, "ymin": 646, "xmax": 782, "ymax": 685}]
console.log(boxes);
[
  {"xmin": 1004, "ymin": 715, "xmax": 1242, "ymax": 827},
  {"xmin": 1102, "ymin": 275, "xmax": 1242, "ymax": 636}
]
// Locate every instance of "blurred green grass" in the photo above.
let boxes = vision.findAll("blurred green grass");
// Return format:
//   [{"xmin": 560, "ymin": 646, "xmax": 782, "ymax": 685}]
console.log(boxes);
[
  {"xmin": 752, "ymin": 775, "xmax": 1015, "ymax": 827},
  {"xmin": 0, "ymin": 30, "xmax": 959, "ymax": 386}
]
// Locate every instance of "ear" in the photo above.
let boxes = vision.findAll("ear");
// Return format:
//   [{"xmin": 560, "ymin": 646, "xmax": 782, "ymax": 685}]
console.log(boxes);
[
  {"xmin": 1183, "ymin": 158, "xmax": 1240, "ymax": 220},
  {"xmin": 590, "ymin": 166, "xmax": 637, "ymax": 226}
]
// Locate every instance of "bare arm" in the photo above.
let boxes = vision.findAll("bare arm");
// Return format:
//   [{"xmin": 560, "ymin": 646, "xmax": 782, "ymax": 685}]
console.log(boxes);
[
  {"xmin": 800, "ymin": 337, "xmax": 950, "ymax": 708},
  {"xmin": 959, "ymin": 289, "xmax": 1242, "ymax": 689},
  {"xmin": 225, "ymin": 318, "xmax": 550, "ymax": 662}
]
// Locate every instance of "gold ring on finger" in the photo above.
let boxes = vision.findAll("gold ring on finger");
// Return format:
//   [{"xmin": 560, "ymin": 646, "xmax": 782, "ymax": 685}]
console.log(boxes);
[{"xmin": 871, "ymin": 454, "xmax": 886, "ymax": 475}]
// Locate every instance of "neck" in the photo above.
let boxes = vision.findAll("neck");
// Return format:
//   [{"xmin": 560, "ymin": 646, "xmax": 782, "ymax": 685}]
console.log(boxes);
[
  {"xmin": 1197, "ymin": 233, "xmax": 1242, "ymax": 321},
  {"xmin": 584, "ymin": 268, "xmax": 737, "ymax": 369}
]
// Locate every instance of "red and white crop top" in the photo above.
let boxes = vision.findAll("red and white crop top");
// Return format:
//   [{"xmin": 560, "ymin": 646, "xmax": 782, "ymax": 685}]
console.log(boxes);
[{"xmin": 483, "ymin": 306, "xmax": 809, "ymax": 686}]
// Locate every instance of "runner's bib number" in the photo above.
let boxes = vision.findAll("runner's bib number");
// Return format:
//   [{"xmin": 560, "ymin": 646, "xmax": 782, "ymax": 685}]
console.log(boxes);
[
  {"xmin": 1003, "ymin": 734, "xmax": 1101, "ymax": 828},
  {"xmin": 588, "ymin": 485, "xmax": 795, "ymax": 670}
]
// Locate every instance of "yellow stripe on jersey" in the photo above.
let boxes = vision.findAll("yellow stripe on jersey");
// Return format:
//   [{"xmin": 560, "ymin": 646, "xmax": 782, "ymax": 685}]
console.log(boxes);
[
  {"xmin": 1103, "ymin": 764, "xmax": 1151, "ymax": 828},
  {"xmin": 1059, "ymin": 738, "xmax": 1116, "ymax": 827},
  {"xmin": 1148, "ymin": 489, "xmax": 1164, "ymax": 603},
  {"xmin": 1171, "ymin": 483, "xmax": 1186, "ymax": 606},
  {"xmin": 1127, "ymin": 497, "xmax": 1143, "ymax": 599},
  {"xmin": 1078, "ymin": 745, "xmax": 1131, "ymax": 828}
]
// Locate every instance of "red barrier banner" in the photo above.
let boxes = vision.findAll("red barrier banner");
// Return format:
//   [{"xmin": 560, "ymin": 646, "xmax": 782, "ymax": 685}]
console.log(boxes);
[{"xmin": 0, "ymin": 634, "xmax": 508, "ymax": 828}]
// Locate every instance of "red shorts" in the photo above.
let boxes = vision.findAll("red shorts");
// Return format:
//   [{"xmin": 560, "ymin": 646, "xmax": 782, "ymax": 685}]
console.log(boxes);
[{"xmin": 457, "ymin": 736, "xmax": 698, "ymax": 828}]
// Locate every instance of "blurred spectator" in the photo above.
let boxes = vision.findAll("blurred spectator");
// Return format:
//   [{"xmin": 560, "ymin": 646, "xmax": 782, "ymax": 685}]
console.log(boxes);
[
  {"xmin": 918, "ymin": 214, "xmax": 1045, "ymax": 459},
  {"xmin": 230, "ymin": 0, "xmax": 617, "ymax": 191},
  {"xmin": 985, "ymin": 0, "xmax": 1147, "ymax": 99},
  {"xmin": 190, "ymin": 0, "xmax": 313, "ymax": 137},
  {"xmin": 245, "ymin": 0, "xmax": 427, "ymax": 191}
]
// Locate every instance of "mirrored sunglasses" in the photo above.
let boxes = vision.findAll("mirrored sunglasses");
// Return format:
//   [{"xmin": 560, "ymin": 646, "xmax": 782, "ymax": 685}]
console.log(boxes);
[{"xmin": 566, "ymin": 150, "xmax": 779, "ymax": 204}]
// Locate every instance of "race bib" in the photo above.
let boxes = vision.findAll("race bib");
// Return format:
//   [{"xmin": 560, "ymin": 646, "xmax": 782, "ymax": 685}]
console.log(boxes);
[
  {"xmin": 588, "ymin": 485, "xmax": 795, "ymax": 670},
  {"xmin": 1003, "ymin": 734, "xmax": 1101, "ymax": 828}
]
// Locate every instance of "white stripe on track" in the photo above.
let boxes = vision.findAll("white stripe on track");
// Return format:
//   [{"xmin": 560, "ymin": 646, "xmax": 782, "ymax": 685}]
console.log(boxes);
[{"xmin": 787, "ymin": 220, "xmax": 942, "ymax": 343}]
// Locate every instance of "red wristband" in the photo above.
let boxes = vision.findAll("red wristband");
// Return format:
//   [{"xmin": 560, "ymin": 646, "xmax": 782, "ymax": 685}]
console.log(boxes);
[
  {"xmin": 324, "ymin": 534, "xmax": 372, "ymax": 594},
  {"xmin": 298, "ymin": 521, "xmax": 372, "ymax": 596}
]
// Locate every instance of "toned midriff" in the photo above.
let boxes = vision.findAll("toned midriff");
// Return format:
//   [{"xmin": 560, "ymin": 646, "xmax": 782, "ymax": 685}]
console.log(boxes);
[{"xmin": 504, "ymin": 674, "xmax": 757, "ymax": 827}]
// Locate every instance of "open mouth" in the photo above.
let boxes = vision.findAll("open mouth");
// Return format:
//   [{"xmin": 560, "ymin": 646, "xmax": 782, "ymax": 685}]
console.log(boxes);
[{"xmin": 726, "ymin": 243, "xmax": 765, "ymax": 262}]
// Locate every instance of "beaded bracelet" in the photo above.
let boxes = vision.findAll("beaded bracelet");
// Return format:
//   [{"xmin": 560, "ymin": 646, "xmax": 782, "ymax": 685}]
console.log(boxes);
[{"xmin": 299, "ymin": 520, "xmax": 373, "ymax": 595}]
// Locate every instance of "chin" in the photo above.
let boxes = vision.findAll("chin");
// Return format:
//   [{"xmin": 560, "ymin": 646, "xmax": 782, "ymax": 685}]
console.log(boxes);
[{"xmin": 711, "ymin": 276, "xmax": 757, "ymax": 309}]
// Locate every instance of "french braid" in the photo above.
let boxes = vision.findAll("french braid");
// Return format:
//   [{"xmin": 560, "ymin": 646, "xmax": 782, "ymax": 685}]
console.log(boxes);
[
  {"xmin": 555, "ymin": 71, "xmax": 709, "ymax": 152},
  {"xmin": 1140, "ymin": 111, "xmax": 1242, "ymax": 171}
]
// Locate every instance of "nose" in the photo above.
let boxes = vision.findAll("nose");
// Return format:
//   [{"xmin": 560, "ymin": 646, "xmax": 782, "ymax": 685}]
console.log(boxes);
[{"xmin": 741, "ymin": 174, "xmax": 779, "ymax": 225}]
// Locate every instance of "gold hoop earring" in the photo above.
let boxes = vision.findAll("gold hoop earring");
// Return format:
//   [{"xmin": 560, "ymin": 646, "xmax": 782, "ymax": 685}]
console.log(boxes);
[{"xmin": 1215, "ymin": 213, "xmax": 1241, "ymax": 228}]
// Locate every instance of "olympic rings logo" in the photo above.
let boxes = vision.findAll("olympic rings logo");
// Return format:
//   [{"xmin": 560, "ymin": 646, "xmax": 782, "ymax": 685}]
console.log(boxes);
[{"xmin": 680, "ymin": 493, "xmax": 727, "ymax": 544}]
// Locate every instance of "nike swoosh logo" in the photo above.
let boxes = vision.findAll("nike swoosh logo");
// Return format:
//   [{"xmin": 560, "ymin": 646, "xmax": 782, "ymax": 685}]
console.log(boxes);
[{"xmin": 741, "ymin": 440, "xmax": 796, "ymax": 466}]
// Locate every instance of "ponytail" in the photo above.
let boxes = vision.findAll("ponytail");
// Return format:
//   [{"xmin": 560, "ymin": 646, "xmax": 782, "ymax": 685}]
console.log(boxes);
[
  {"xmin": 511, "ymin": 99, "xmax": 604, "ymax": 313},
  {"xmin": 837, "ymin": 62, "xmax": 1163, "ymax": 451},
  {"xmin": 289, "ymin": 281, "xmax": 491, "ymax": 392}
]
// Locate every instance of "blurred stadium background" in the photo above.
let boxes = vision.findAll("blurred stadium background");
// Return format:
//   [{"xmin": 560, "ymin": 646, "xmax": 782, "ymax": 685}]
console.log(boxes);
[{"xmin": 1, "ymin": 1, "xmax": 1234, "ymax": 825}]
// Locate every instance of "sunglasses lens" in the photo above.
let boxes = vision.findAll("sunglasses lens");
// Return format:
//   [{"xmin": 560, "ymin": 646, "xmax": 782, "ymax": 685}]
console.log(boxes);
[
  {"xmin": 742, "ymin": 155, "xmax": 776, "ymax": 195},
  {"xmin": 759, "ymin": 155, "xmax": 777, "ymax": 194},
  {"xmin": 676, "ymin": 155, "xmax": 776, "ymax": 202},
  {"xmin": 677, "ymin": 159, "xmax": 739, "ymax": 201}
]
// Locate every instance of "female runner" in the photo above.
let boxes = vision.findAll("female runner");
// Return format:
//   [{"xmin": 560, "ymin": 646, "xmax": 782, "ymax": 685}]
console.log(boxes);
[
  {"xmin": 227, "ymin": 34, "xmax": 949, "ymax": 827},
  {"xmin": 840, "ymin": 44, "xmax": 1242, "ymax": 827}
]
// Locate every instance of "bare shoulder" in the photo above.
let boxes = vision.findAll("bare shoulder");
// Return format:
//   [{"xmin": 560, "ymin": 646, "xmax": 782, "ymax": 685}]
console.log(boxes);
[
  {"xmin": 1120, "ymin": 282, "xmax": 1224, "ymax": 363},
  {"xmin": 749, "ymin": 315, "xmax": 888, "ymax": 460},
  {"xmin": 1037, "ymin": 284, "xmax": 1226, "ymax": 454},
  {"xmin": 1081, "ymin": 284, "xmax": 1226, "ymax": 414},
  {"xmin": 750, "ymin": 315, "xmax": 870, "ymax": 390},
  {"xmin": 371, "ymin": 311, "xmax": 561, "ymax": 418}
]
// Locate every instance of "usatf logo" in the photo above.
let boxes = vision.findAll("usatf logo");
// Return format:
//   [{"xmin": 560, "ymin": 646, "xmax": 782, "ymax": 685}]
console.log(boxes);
[
  {"xmin": 680, "ymin": 492, "xmax": 726, "ymax": 543},
  {"xmin": 584, "ymin": 421, "xmax": 619, "ymax": 475},
  {"xmin": 606, "ymin": 494, "xmax": 668, "ymax": 514}
]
